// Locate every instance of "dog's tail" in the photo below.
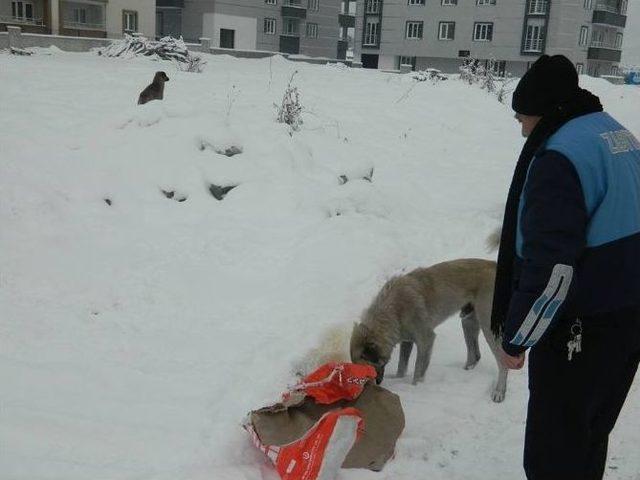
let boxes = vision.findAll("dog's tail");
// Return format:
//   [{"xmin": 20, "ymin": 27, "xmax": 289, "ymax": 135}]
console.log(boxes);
[{"xmin": 486, "ymin": 227, "xmax": 502, "ymax": 253}]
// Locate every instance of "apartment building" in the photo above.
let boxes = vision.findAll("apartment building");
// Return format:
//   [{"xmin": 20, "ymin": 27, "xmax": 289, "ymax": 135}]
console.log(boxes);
[
  {"xmin": 354, "ymin": 0, "xmax": 628, "ymax": 77},
  {"xmin": 0, "ymin": 0, "xmax": 155, "ymax": 38},
  {"xmin": 176, "ymin": 0, "xmax": 355, "ymax": 58}
]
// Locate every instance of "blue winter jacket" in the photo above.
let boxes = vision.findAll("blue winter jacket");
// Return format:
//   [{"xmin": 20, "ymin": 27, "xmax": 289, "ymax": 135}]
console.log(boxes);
[{"xmin": 503, "ymin": 112, "xmax": 640, "ymax": 356}]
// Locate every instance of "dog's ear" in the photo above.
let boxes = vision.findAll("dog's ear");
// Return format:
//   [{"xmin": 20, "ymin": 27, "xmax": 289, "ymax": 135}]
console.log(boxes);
[
  {"xmin": 351, "ymin": 323, "xmax": 369, "ymax": 343},
  {"xmin": 350, "ymin": 323, "xmax": 368, "ymax": 362}
]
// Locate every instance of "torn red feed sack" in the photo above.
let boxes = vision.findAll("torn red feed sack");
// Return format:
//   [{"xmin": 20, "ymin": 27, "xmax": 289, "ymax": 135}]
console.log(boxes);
[
  {"xmin": 243, "ymin": 363, "xmax": 405, "ymax": 479},
  {"xmin": 286, "ymin": 362, "xmax": 377, "ymax": 404}
]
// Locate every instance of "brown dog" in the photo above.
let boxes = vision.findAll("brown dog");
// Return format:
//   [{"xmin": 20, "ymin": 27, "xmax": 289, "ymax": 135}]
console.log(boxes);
[{"xmin": 138, "ymin": 71, "xmax": 169, "ymax": 105}]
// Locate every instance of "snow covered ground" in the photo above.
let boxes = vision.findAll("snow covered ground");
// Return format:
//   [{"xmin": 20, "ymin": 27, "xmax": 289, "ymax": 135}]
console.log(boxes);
[{"xmin": 1, "ymin": 49, "xmax": 640, "ymax": 480}]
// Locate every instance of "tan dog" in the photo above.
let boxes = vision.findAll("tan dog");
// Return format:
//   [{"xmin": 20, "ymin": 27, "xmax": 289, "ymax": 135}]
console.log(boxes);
[
  {"xmin": 138, "ymin": 71, "xmax": 169, "ymax": 105},
  {"xmin": 350, "ymin": 258, "xmax": 508, "ymax": 402}
]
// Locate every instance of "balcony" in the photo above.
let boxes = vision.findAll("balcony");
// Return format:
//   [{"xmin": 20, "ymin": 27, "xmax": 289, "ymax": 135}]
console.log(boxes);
[
  {"xmin": 63, "ymin": 20, "xmax": 105, "ymax": 31},
  {"xmin": 523, "ymin": 38, "xmax": 544, "ymax": 53},
  {"xmin": 156, "ymin": 0, "xmax": 184, "ymax": 7},
  {"xmin": 282, "ymin": 0, "xmax": 307, "ymax": 19},
  {"xmin": 527, "ymin": 0, "xmax": 548, "ymax": 15},
  {"xmin": 592, "ymin": 2, "xmax": 626, "ymax": 27},
  {"xmin": 0, "ymin": 14, "xmax": 45, "ymax": 26},
  {"xmin": 588, "ymin": 41, "xmax": 622, "ymax": 61},
  {"xmin": 594, "ymin": 1, "xmax": 625, "ymax": 14},
  {"xmin": 339, "ymin": 13, "xmax": 355, "ymax": 28}
]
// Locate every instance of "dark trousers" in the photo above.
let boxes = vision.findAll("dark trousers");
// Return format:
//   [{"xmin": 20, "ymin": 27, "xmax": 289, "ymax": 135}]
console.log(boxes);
[{"xmin": 524, "ymin": 307, "xmax": 640, "ymax": 480}]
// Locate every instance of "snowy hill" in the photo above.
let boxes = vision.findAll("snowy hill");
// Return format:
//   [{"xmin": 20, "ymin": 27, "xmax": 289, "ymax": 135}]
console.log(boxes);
[{"xmin": 1, "ymin": 49, "xmax": 640, "ymax": 480}]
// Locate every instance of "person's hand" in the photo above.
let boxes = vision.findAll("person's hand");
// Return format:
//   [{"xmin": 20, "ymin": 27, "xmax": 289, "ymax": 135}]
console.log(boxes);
[{"xmin": 500, "ymin": 347, "xmax": 526, "ymax": 370}]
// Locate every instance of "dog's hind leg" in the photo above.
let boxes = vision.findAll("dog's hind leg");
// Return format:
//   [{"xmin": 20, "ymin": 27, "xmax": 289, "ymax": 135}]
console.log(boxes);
[
  {"xmin": 461, "ymin": 303, "xmax": 481, "ymax": 370},
  {"xmin": 412, "ymin": 330, "xmax": 436, "ymax": 385},
  {"xmin": 396, "ymin": 341, "xmax": 413, "ymax": 378}
]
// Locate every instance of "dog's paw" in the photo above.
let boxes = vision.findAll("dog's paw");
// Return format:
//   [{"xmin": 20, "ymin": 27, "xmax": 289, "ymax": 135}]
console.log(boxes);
[
  {"xmin": 491, "ymin": 389, "xmax": 506, "ymax": 403},
  {"xmin": 464, "ymin": 359, "xmax": 480, "ymax": 370}
]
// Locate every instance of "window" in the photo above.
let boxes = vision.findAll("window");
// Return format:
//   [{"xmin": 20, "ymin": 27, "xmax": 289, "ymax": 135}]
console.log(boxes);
[
  {"xmin": 473, "ymin": 22, "xmax": 493, "ymax": 41},
  {"xmin": 264, "ymin": 17, "xmax": 276, "ymax": 34},
  {"xmin": 123, "ymin": 10, "xmax": 138, "ymax": 33},
  {"xmin": 528, "ymin": 0, "xmax": 547, "ymax": 14},
  {"xmin": 265, "ymin": 0, "xmax": 277, "ymax": 4},
  {"xmin": 364, "ymin": 17, "xmax": 380, "ymax": 45},
  {"xmin": 576, "ymin": 63, "xmax": 584, "ymax": 75},
  {"xmin": 487, "ymin": 59, "xmax": 506, "ymax": 77},
  {"xmin": 477, "ymin": 0, "xmax": 496, "ymax": 5},
  {"xmin": 579, "ymin": 26, "xmax": 589, "ymax": 46},
  {"xmin": 591, "ymin": 28, "xmax": 604, "ymax": 47},
  {"xmin": 442, "ymin": 0, "xmax": 457, "ymax": 4},
  {"xmin": 583, "ymin": 0, "xmax": 592, "ymax": 9},
  {"xmin": 615, "ymin": 32, "xmax": 623, "ymax": 49},
  {"xmin": 406, "ymin": 21, "xmax": 423, "ymax": 39},
  {"xmin": 621, "ymin": 0, "xmax": 627, "ymax": 14},
  {"xmin": 611, "ymin": 65, "xmax": 619, "ymax": 75},
  {"xmin": 11, "ymin": 1, "xmax": 33, "ymax": 20},
  {"xmin": 308, "ymin": 0, "xmax": 319, "ymax": 10},
  {"xmin": 365, "ymin": 0, "xmax": 381, "ymax": 14},
  {"xmin": 524, "ymin": 24, "xmax": 544, "ymax": 51},
  {"xmin": 306, "ymin": 22, "xmax": 318, "ymax": 38},
  {"xmin": 398, "ymin": 56, "xmax": 416, "ymax": 70},
  {"xmin": 283, "ymin": 17, "xmax": 300, "ymax": 35},
  {"xmin": 439, "ymin": 21, "xmax": 455, "ymax": 40},
  {"xmin": 408, "ymin": 0, "xmax": 425, "ymax": 4},
  {"xmin": 74, "ymin": 8, "xmax": 87, "ymax": 24}
]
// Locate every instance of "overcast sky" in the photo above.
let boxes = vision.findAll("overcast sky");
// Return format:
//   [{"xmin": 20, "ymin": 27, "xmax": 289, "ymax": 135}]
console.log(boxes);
[{"xmin": 622, "ymin": 0, "xmax": 640, "ymax": 66}]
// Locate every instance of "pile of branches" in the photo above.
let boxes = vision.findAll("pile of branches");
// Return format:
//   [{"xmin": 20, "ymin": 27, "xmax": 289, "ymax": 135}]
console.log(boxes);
[
  {"xmin": 412, "ymin": 68, "xmax": 447, "ymax": 83},
  {"xmin": 98, "ymin": 35, "xmax": 192, "ymax": 63}
]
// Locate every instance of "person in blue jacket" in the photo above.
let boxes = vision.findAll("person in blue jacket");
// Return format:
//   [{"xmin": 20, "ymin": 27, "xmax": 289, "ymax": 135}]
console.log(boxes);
[{"xmin": 491, "ymin": 55, "xmax": 640, "ymax": 479}]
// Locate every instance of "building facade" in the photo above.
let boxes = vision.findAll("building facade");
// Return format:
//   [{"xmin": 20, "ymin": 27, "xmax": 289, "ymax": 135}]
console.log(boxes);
[
  {"xmin": 1, "ymin": 0, "xmax": 155, "ymax": 38},
  {"xmin": 176, "ymin": 0, "xmax": 354, "ymax": 58},
  {"xmin": 354, "ymin": 0, "xmax": 628, "ymax": 77}
]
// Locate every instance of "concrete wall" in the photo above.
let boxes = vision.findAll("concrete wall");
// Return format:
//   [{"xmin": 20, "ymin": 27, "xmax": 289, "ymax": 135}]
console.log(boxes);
[
  {"xmin": 2, "ymin": 27, "xmax": 351, "ymax": 66},
  {"xmin": 390, "ymin": 55, "xmax": 529, "ymax": 76},
  {"xmin": 202, "ymin": 12, "xmax": 257, "ymax": 50},
  {"xmin": 16, "ymin": 31, "xmax": 111, "ymax": 50},
  {"xmin": 106, "ymin": 0, "xmax": 156, "ymax": 38},
  {"xmin": 300, "ymin": 0, "xmax": 341, "ymax": 58}
]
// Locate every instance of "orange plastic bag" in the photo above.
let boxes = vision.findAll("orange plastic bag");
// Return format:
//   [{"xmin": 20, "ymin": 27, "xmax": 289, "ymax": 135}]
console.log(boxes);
[{"xmin": 244, "ymin": 363, "xmax": 377, "ymax": 480}]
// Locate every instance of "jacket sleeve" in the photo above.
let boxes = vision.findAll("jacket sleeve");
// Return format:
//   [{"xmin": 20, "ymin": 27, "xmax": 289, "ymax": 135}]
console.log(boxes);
[{"xmin": 502, "ymin": 150, "xmax": 588, "ymax": 356}]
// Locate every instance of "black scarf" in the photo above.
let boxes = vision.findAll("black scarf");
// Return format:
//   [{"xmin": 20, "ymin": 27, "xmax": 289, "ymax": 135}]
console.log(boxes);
[{"xmin": 490, "ymin": 89, "xmax": 603, "ymax": 338}]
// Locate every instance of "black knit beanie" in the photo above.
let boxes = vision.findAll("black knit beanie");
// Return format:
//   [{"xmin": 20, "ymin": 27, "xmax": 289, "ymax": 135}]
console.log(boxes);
[{"xmin": 512, "ymin": 55, "xmax": 580, "ymax": 116}]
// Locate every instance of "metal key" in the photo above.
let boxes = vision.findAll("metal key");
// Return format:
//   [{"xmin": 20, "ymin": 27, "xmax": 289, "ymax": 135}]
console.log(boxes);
[
  {"xmin": 567, "ymin": 319, "xmax": 583, "ymax": 362},
  {"xmin": 567, "ymin": 339, "xmax": 577, "ymax": 361}
]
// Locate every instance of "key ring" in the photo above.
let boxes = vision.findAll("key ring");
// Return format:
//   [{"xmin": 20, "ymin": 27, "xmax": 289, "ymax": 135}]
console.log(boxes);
[{"xmin": 571, "ymin": 318, "xmax": 582, "ymax": 336}]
